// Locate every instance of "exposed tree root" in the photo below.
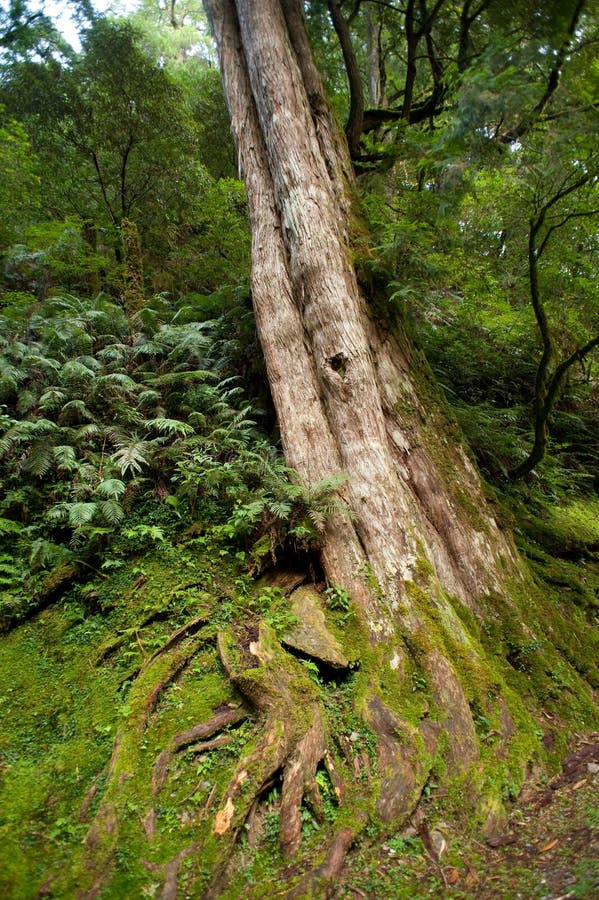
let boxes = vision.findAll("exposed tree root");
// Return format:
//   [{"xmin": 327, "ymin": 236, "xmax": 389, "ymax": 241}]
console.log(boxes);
[
  {"xmin": 152, "ymin": 705, "xmax": 248, "ymax": 794},
  {"xmin": 160, "ymin": 843, "xmax": 200, "ymax": 900},
  {"xmin": 97, "ymin": 611, "xmax": 211, "ymax": 669},
  {"xmin": 1, "ymin": 561, "xmax": 78, "ymax": 634},
  {"xmin": 213, "ymin": 624, "xmax": 333, "ymax": 858},
  {"xmin": 74, "ymin": 591, "xmax": 530, "ymax": 899},
  {"xmin": 143, "ymin": 844, "xmax": 201, "ymax": 900},
  {"xmin": 77, "ymin": 631, "xmax": 208, "ymax": 899},
  {"xmin": 145, "ymin": 613, "xmax": 212, "ymax": 664},
  {"xmin": 286, "ymin": 826, "xmax": 355, "ymax": 898}
]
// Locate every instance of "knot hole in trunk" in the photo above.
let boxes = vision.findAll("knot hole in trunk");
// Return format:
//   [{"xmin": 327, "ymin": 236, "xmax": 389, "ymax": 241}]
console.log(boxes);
[{"xmin": 329, "ymin": 352, "xmax": 348, "ymax": 377}]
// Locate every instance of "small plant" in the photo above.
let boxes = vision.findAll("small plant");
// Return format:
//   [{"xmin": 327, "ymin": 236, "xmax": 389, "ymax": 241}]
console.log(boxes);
[
  {"xmin": 411, "ymin": 671, "xmax": 427, "ymax": 692},
  {"xmin": 387, "ymin": 834, "xmax": 423, "ymax": 855},
  {"xmin": 324, "ymin": 583, "xmax": 351, "ymax": 612}
]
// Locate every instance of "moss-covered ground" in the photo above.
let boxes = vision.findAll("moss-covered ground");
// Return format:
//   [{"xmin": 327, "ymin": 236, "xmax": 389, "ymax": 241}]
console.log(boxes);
[
  {"xmin": 0, "ymin": 493, "xmax": 597, "ymax": 897},
  {"xmin": 334, "ymin": 732, "xmax": 598, "ymax": 899}
]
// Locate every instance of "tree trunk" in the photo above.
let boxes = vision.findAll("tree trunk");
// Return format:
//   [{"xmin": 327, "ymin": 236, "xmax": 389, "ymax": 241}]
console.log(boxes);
[
  {"xmin": 365, "ymin": 6, "xmax": 384, "ymax": 107},
  {"xmin": 121, "ymin": 217, "xmax": 145, "ymax": 319},
  {"xmin": 195, "ymin": 0, "xmax": 595, "ymax": 880}
]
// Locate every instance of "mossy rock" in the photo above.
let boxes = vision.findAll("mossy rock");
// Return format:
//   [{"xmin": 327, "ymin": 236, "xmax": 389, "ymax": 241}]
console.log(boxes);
[{"xmin": 282, "ymin": 586, "xmax": 352, "ymax": 668}]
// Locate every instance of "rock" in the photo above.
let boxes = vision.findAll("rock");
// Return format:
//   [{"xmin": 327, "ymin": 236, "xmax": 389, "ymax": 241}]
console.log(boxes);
[
  {"xmin": 430, "ymin": 829, "xmax": 447, "ymax": 858},
  {"xmin": 282, "ymin": 586, "xmax": 350, "ymax": 668}
]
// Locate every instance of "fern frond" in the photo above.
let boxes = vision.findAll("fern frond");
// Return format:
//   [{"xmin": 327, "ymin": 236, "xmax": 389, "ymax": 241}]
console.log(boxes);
[
  {"xmin": 96, "ymin": 343, "xmax": 130, "ymax": 364},
  {"xmin": 94, "ymin": 479, "xmax": 126, "ymax": 500},
  {"xmin": 59, "ymin": 360, "xmax": 97, "ymax": 383},
  {"xmin": 0, "ymin": 517, "xmax": 21, "ymax": 536},
  {"xmin": 265, "ymin": 499, "xmax": 292, "ymax": 521},
  {"xmin": 111, "ymin": 442, "xmax": 150, "ymax": 476},
  {"xmin": 68, "ymin": 502, "xmax": 97, "ymax": 528},
  {"xmin": 59, "ymin": 400, "xmax": 94, "ymax": 423},
  {"xmin": 53, "ymin": 445, "xmax": 78, "ymax": 473},
  {"xmin": 46, "ymin": 503, "xmax": 70, "ymax": 524},
  {"xmin": 307, "ymin": 507, "xmax": 327, "ymax": 533},
  {"xmin": 308, "ymin": 473, "xmax": 348, "ymax": 498},
  {"xmin": 26, "ymin": 440, "xmax": 55, "ymax": 477},
  {"xmin": 29, "ymin": 538, "xmax": 67, "ymax": 571},
  {"xmin": 39, "ymin": 388, "xmax": 68, "ymax": 413},
  {"xmin": 137, "ymin": 389, "xmax": 161, "ymax": 407},
  {"xmin": 92, "ymin": 373, "xmax": 138, "ymax": 394},
  {"xmin": 144, "ymin": 418, "xmax": 195, "ymax": 438},
  {"xmin": 75, "ymin": 423, "xmax": 104, "ymax": 441},
  {"xmin": 97, "ymin": 499, "xmax": 125, "ymax": 524}
]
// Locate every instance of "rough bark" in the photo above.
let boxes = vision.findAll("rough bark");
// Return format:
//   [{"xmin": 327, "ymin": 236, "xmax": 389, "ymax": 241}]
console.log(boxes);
[
  {"xmin": 121, "ymin": 217, "xmax": 145, "ymax": 318},
  {"xmin": 206, "ymin": 0, "xmax": 519, "ymax": 627},
  {"xmin": 194, "ymin": 0, "xmax": 595, "ymax": 889}
]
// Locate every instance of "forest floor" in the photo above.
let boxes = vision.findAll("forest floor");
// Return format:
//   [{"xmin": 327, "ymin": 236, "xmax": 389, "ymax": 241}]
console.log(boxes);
[{"xmin": 332, "ymin": 733, "xmax": 599, "ymax": 899}]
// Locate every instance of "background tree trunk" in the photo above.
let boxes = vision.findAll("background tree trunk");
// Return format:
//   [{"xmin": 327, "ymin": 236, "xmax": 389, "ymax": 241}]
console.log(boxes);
[{"xmin": 202, "ymin": 0, "xmax": 595, "ymax": 838}]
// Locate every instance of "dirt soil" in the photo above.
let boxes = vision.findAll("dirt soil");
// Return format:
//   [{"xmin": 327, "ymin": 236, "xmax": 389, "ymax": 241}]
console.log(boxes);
[{"xmin": 334, "ymin": 733, "xmax": 599, "ymax": 898}]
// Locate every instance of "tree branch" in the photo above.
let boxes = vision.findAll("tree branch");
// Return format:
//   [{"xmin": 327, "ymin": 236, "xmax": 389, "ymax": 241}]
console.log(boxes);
[
  {"xmin": 502, "ymin": 0, "xmax": 587, "ymax": 142},
  {"xmin": 537, "ymin": 207, "xmax": 599, "ymax": 258},
  {"xmin": 328, "ymin": 0, "xmax": 364, "ymax": 157},
  {"xmin": 91, "ymin": 150, "xmax": 118, "ymax": 226}
]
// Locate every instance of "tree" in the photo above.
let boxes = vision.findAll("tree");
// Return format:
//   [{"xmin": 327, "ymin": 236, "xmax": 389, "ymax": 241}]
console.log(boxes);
[
  {"xmin": 508, "ymin": 146, "xmax": 599, "ymax": 479},
  {"xmin": 0, "ymin": 13, "xmax": 251, "ymax": 298},
  {"xmin": 0, "ymin": 106, "xmax": 40, "ymax": 248},
  {"xmin": 6, "ymin": 4, "xmax": 592, "ymax": 896},
  {"xmin": 148, "ymin": 0, "xmax": 597, "ymax": 886}
]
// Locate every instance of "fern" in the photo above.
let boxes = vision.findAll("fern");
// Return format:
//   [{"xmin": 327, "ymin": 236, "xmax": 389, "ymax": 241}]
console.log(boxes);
[
  {"xmin": 265, "ymin": 499, "xmax": 292, "ymax": 521},
  {"xmin": 39, "ymin": 388, "xmax": 68, "ymax": 412},
  {"xmin": 59, "ymin": 360, "xmax": 97, "ymax": 383},
  {"xmin": 94, "ymin": 479, "xmax": 126, "ymax": 500},
  {"xmin": 59, "ymin": 399, "xmax": 94, "ymax": 423},
  {"xmin": 111, "ymin": 441, "xmax": 150, "ymax": 476},
  {"xmin": 68, "ymin": 502, "xmax": 97, "ymax": 528},
  {"xmin": 137, "ymin": 389, "xmax": 161, "ymax": 407},
  {"xmin": 46, "ymin": 503, "xmax": 70, "ymax": 524},
  {"xmin": 91, "ymin": 373, "xmax": 138, "ymax": 396},
  {"xmin": 306, "ymin": 473, "xmax": 348, "ymax": 499},
  {"xmin": 97, "ymin": 499, "xmax": 125, "ymax": 524},
  {"xmin": 29, "ymin": 538, "xmax": 71, "ymax": 571},
  {"xmin": 0, "ymin": 517, "xmax": 21, "ymax": 535},
  {"xmin": 53, "ymin": 445, "xmax": 78, "ymax": 473},
  {"xmin": 26, "ymin": 440, "xmax": 55, "ymax": 477},
  {"xmin": 144, "ymin": 418, "xmax": 195, "ymax": 438},
  {"xmin": 307, "ymin": 507, "xmax": 327, "ymax": 533}
]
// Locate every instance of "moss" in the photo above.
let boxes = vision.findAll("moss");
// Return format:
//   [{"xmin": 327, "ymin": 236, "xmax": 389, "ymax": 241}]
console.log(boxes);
[
  {"xmin": 413, "ymin": 553, "xmax": 435, "ymax": 584},
  {"xmin": 1, "ymin": 489, "xmax": 597, "ymax": 897},
  {"xmin": 447, "ymin": 593, "xmax": 481, "ymax": 639},
  {"xmin": 121, "ymin": 217, "xmax": 145, "ymax": 318}
]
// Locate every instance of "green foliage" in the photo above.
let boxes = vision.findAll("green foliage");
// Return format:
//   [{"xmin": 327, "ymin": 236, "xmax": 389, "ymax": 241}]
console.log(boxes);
[
  {"xmin": 0, "ymin": 106, "xmax": 40, "ymax": 249},
  {"xmin": 0, "ymin": 288, "xmax": 279, "ymax": 607},
  {"xmin": 0, "ymin": 15, "xmax": 250, "ymax": 298},
  {"xmin": 0, "ymin": 282, "xmax": 345, "ymax": 626},
  {"xmin": 176, "ymin": 434, "xmax": 349, "ymax": 565}
]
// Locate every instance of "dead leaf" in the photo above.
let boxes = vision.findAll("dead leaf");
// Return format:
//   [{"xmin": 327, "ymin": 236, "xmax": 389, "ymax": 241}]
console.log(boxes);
[
  {"xmin": 540, "ymin": 838, "xmax": 558, "ymax": 853},
  {"xmin": 419, "ymin": 822, "xmax": 438, "ymax": 862},
  {"xmin": 463, "ymin": 857, "xmax": 480, "ymax": 887},
  {"xmin": 214, "ymin": 797, "xmax": 235, "ymax": 835},
  {"xmin": 446, "ymin": 867, "xmax": 460, "ymax": 884},
  {"xmin": 140, "ymin": 808, "xmax": 156, "ymax": 839},
  {"xmin": 486, "ymin": 833, "xmax": 517, "ymax": 848},
  {"xmin": 571, "ymin": 778, "xmax": 587, "ymax": 791}
]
